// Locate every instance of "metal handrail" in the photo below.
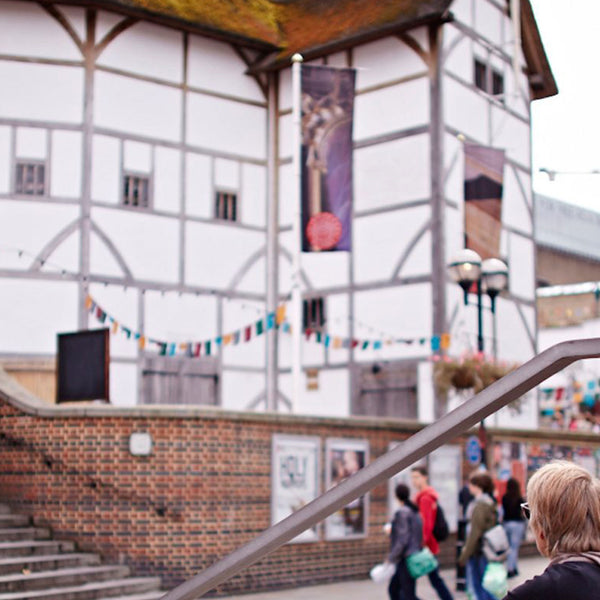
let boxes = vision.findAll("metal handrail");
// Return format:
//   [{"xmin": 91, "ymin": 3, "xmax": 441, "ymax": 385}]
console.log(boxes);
[{"xmin": 162, "ymin": 338, "xmax": 600, "ymax": 600}]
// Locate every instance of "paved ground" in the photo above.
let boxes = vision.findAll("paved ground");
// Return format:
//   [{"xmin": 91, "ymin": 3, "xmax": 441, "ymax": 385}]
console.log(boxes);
[{"xmin": 225, "ymin": 555, "xmax": 549, "ymax": 600}]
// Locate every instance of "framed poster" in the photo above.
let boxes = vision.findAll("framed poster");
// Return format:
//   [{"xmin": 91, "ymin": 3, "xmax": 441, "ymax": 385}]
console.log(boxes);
[
  {"xmin": 325, "ymin": 438, "xmax": 369, "ymax": 540},
  {"xmin": 271, "ymin": 434, "xmax": 320, "ymax": 543},
  {"xmin": 57, "ymin": 328, "xmax": 110, "ymax": 403}
]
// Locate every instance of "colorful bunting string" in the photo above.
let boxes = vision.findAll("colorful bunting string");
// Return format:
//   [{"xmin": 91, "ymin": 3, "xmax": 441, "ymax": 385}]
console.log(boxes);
[{"xmin": 87, "ymin": 294, "xmax": 451, "ymax": 358}]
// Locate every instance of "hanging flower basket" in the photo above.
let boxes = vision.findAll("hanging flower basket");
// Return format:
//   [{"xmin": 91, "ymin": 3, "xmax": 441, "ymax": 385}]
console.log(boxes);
[{"xmin": 433, "ymin": 353, "xmax": 518, "ymax": 396}]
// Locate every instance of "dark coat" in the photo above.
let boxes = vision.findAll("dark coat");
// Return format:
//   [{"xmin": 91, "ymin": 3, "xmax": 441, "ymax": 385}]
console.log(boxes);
[
  {"xmin": 506, "ymin": 560, "xmax": 600, "ymax": 600},
  {"xmin": 388, "ymin": 505, "xmax": 423, "ymax": 564}
]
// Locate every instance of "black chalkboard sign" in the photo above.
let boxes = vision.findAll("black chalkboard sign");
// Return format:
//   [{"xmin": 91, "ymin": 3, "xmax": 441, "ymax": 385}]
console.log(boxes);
[{"xmin": 57, "ymin": 329, "xmax": 110, "ymax": 403}]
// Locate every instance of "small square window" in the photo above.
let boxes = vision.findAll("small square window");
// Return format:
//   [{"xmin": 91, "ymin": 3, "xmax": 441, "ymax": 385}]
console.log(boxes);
[
  {"xmin": 122, "ymin": 173, "xmax": 150, "ymax": 208},
  {"xmin": 303, "ymin": 297, "xmax": 326, "ymax": 331},
  {"xmin": 492, "ymin": 70, "xmax": 504, "ymax": 98},
  {"xmin": 215, "ymin": 190, "xmax": 237, "ymax": 221},
  {"xmin": 474, "ymin": 59, "xmax": 488, "ymax": 92},
  {"xmin": 15, "ymin": 161, "xmax": 45, "ymax": 196}
]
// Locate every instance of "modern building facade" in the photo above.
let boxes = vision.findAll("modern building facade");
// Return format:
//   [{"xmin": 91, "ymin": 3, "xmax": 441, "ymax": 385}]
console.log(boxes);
[{"xmin": 0, "ymin": 0, "xmax": 555, "ymax": 426}]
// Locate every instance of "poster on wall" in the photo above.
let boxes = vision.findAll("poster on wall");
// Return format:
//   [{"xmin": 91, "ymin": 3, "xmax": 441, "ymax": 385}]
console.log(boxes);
[
  {"xmin": 325, "ymin": 438, "xmax": 369, "ymax": 540},
  {"xmin": 492, "ymin": 441, "xmax": 527, "ymax": 498},
  {"xmin": 271, "ymin": 435, "xmax": 320, "ymax": 543}
]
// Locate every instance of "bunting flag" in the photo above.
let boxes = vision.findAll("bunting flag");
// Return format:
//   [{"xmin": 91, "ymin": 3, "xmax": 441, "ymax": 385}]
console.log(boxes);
[
  {"xmin": 301, "ymin": 64, "xmax": 356, "ymax": 252},
  {"xmin": 85, "ymin": 294, "xmax": 450, "ymax": 358}
]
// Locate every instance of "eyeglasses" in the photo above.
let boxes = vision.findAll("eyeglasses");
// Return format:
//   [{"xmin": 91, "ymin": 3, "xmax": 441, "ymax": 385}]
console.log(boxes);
[{"xmin": 520, "ymin": 502, "xmax": 530, "ymax": 520}]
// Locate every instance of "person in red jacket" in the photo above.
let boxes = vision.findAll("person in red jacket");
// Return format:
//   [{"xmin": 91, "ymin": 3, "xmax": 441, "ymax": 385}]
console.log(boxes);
[{"xmin": 411, "ymin": 466, "xmax": 454, "ymax": 600}]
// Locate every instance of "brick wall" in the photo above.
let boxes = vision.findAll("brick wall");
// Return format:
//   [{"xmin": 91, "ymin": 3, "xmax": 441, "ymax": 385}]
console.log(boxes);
[{"xmin": 6, "ymin": 371, "xmax": 594, "ymax": 595}]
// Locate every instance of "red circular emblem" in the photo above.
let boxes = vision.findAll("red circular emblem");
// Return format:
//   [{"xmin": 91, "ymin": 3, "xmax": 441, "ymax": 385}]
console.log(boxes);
[{"xmin": 306, "ymin": 212, "xmax": 343, "ymax": 250}]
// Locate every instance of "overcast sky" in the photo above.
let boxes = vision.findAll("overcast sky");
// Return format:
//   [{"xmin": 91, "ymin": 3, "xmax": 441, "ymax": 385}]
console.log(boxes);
[{"xmin": 530, "ymin": 0, "xmax": 600, "ymax": 212}]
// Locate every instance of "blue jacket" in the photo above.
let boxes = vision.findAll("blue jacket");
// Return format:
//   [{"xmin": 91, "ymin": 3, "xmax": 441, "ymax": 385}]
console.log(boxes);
[{"xmin": 388, "ymin": 505, "xmax": 423, "ymax": 563}]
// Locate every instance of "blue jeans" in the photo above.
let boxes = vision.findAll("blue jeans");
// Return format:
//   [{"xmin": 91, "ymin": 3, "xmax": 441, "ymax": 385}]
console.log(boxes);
[
  {"xmin": 427, "ymin": 567, "xmax": 454, "ymax": 600},
  {"xmin": 466, "ymin": 555, "xmax": 496, "ymax": 600},
  {"xmin": 503, "ymin": 520, "xmax": 526, "ymax": 573},
  {"xmin": 388, "ymin": 560, "xmax": 420, "ymax": 600}
]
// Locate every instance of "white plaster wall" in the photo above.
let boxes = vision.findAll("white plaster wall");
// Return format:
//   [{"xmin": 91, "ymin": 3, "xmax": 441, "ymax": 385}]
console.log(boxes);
[
  {"xmin": 0, "ymin": 61, "xmax": 83, "ymax": 123},
  {"xmin": 90, "ymin": 231, "xmax": 125, "ymax": 278},
  {"xmin": 354, "ymin": 78, "xmax": 430, "ymax": 141},
  {"xmin": 0, "ymin": 202, "xmax": 79, "ymax": 270},
  {"xmin": 0, "ymin": 126, "xmax": 10, "ymax": 193},
  {"xmin": 186, "ymin": 92, "xmax": 266, "ymax": 160},
  {"xmin": 95, "ymin": 71, "xmax": 182, "ymax": 141},
  {"xmin": 144, "ymin": 291, "xmax": 219, "ymax": 343},
  {"xmin": 232, "ymin": 255, "xmax": 265, "ymax": 296},
  {"xmin": 324, "ymin": 293, "xmax": 350, "ymax": 366},
  {"xmin": 241, "ymin": 163, "xmax": 267, "ymax": 228},
  {"xmin": 123, "ymin": 140, "xmax": 151, "ymax": 173},
  {"xmin": 185, "ymin": 152, "xmax": 212, "ymax": 218},
  {"xmin": 353, "ymin": 35, "xmax": 428, "ymax": 90},
  {"xmin": 58, "ymin": 6, "xmax": 86, "ymax": 43},
  {"xmin": 0, "ymin": 279, "xmax": 77, "ymax": 353},
  {"xmin": 507, "ymin": 234, "xmax": 535, "ymax": 301},
  {"xmin": 443, "ymin": 76, "xmax": 490, "ymax": 141},
  {"xmin": 88, "ymin": 283, "xmax": 139, "ymax": 359},
  {"xmin": 354, "ymin": 134, "xmax": 431, "ymax": 211},
  {"xmin": 187, "ymin": 36, "xmax": 264, "ymax": 103},
  {"xmin": 51, "ymin": 130, "xmax": 82, "ymax": 198},
  {"xmin": 277, "ymin": 162, "xmax": 294, "ymax": 227},
  {"xmin": 45, "ymin": 227, "xmax": 79, "ymax": 275},
  {"xmin": 278, "ymin": 370, "xmax": 350, "ymax": 417},
  {"xmin": 16, "ymin": 128, "xmax": 47, "ymax": 160},
  {"xmin": 97, "ymin": 21, "xmax": 183, "ymax": 84},
  {"xmin": 354, "ymin": 284, "xmax": 433, "ymax": 362},
  {"xmin": 221, "ymin": 371, "xmax": 265, "ymax": 411},
  {"xmin": 92, "ymin": 207, "xmax": 179, "ymax": 283},
  {"xmin": 0, "ymin": 1, "xmax": 81, "ymax": 60},
  {"xmin": 443, "ymin": 132, "xmax": 465, "ymax": 204},
  {"xmin": 221, "ymin": 299, "xmax": 266, "ymax": 368},
  {"xmin": 154, "ymin": 146, "xmax": 181, "ymax": 214},
  {"xmin": 354, "ymin": 205, "xmax": 431, "ymax": 284},
  {"xmin": 491, "ymin": 107, "xmax": 531, "ymax": 168},
  {"xmin": 109, "ymin": 362, "xmax": 138, "ymax": 407},
  {"xmin": 92, "ymin": 134, "xmax": 120, "ymax": 204},
  {"xmin": 502, "ymin": 166, "xmax": 533, "ymax": 236},
  {"xmin": 449, "ymin": 0, "xmax": 473, "ymax": 27},
  {"xmin": 443, "ymin": 26, "xmax": 472, "ymax": 81},
  {"xmin": 185, "ymin": 221, "xmax": 264, "ymax": 290},
  {"xmin": 474, "ymin": 0, "xmax": 504, "ymax": 47}
]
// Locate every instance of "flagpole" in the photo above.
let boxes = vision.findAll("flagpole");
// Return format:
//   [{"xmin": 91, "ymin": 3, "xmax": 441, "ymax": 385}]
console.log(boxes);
[{"xmin": 291, "ymin": 53, "xmax": 303, "ymax": 414}]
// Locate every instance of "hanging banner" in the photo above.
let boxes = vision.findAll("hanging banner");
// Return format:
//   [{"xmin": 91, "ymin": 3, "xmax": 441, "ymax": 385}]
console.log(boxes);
[
  {"xmin": 301, "ymin": 64, "xmax": 356, "ymax": 252},
  {"xmin": 463, "ymin": 143, "xmax": 505, "ymax": 259}
]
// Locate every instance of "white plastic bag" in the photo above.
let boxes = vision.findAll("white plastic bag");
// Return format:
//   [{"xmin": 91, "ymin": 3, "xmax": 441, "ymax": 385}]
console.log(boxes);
[{"xmin": 370, "ymin": 562, "xmax": 395, "ymax": 583}]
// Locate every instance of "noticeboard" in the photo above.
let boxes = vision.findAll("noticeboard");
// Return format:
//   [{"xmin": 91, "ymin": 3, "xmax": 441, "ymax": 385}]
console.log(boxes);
[{"xmin": 56, "ymin": 329, "xmax": 109, "ymax": 403}]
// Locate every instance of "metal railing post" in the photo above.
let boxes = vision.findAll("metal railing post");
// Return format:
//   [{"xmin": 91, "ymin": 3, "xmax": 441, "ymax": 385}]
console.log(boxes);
[{"xmin": 161, "ymin": 338, "xmax": 600, "ymax": 600}]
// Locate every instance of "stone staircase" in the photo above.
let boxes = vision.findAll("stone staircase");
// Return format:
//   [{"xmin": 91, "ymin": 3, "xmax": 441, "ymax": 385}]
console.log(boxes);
[{"xmin": 0, "ymin": 504, "xmax": 165, "ymax": 600}]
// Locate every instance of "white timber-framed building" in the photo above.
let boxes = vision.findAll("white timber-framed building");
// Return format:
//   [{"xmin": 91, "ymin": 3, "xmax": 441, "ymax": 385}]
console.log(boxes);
[{"xmin": 0, "ymin": 0, "xmax": 556, "ymax": 426}]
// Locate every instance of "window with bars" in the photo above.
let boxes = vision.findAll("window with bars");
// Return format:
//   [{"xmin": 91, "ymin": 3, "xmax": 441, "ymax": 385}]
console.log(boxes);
[
  {"xmin": 15, "ymin": 161, "xmax": 46, "ymax": 196},
  {"xmin": 303, "ymin": 297, "xmax": 326, "ymax": 331},
  {"xmin": 122, "ymin": 173, "xmax": 150, "ymax": 208},
  {"xmin": 474, "ymin": 58, "xmax": 504, "ymax": 101},
  {"xmin": 215, "ymin": 190, "xmax": 238, "ymax": 221}
]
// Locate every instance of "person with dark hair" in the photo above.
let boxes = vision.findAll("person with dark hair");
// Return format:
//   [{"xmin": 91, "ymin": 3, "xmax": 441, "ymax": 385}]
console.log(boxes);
[
  {"xmin": 458, "ymin": 472, "xmax": 497, "ymax": 600},
  {"xmin": 411, "ymin": 466, "xmax": 454, "ymax": 600},
  {"xmin": 387, "ymin": 483, "xmax": 423, "ymax": 600},
  {"xmin": 501, "ymin": 477, "xmax": 526, "ymax": 578},
  {"xmin": 506, "ymin": 461, "xmax": 600, "ymax": 600}
]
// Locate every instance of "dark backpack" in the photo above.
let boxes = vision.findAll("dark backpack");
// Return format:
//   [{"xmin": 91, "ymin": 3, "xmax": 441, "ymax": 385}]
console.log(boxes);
[{"xmin": 432, "ymin": 502, "xmax": 449, "ymax": 542}]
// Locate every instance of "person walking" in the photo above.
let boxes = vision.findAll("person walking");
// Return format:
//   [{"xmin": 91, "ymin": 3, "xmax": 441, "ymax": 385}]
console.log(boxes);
[
  {"xmin": 387, "ymin": 483, "xmax": 423, "ymax": 600},
  {"xmin": 501, "ymin": 478, "xmax": 526, "ymax": 578},
  {"xmin": 457, "ymin": 472, "xmax": 497, "ymax": 600},
  {"xmin": 505, "ymin": 461, "xmax": 600, "ymax": 600},
  {"xmin": 411, "ymin": 466, "xmax": 454, "ymax": 600}
]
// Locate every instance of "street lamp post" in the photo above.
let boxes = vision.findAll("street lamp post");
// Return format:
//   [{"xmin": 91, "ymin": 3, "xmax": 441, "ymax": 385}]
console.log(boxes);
[{"xmin": 447, "ymin": 249, "xmax": 508, "ymax": 593}]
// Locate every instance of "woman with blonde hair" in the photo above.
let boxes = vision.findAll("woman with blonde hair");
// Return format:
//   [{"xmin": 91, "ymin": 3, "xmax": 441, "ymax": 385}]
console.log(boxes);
[{"xmin": 505, "ymin": 460, "xmax": 600, "ymax": 599}]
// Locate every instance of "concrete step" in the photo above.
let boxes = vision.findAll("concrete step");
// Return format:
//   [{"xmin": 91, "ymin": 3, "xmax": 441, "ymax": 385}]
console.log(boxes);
[
  {"xmin": 0, "ymin": 553, "xmax": 100, "ymax": 575},
  {"xmin": 0, "ymin": 576, "xmax": 163, "ymax": 599},
  {"xmin": 0, "ymin": 541, "xmax": 75, "ymax": 558},
  {"xmin": 0, "ymin": 565, "xmax": 130, "ymax": 592},
  {"xmin": 0, "ymin": 518, "xmax": 28, "ymax": 530},
  {"xmin": 0, "ymin": 530, "xmax": 50, "ymax": 543}
]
